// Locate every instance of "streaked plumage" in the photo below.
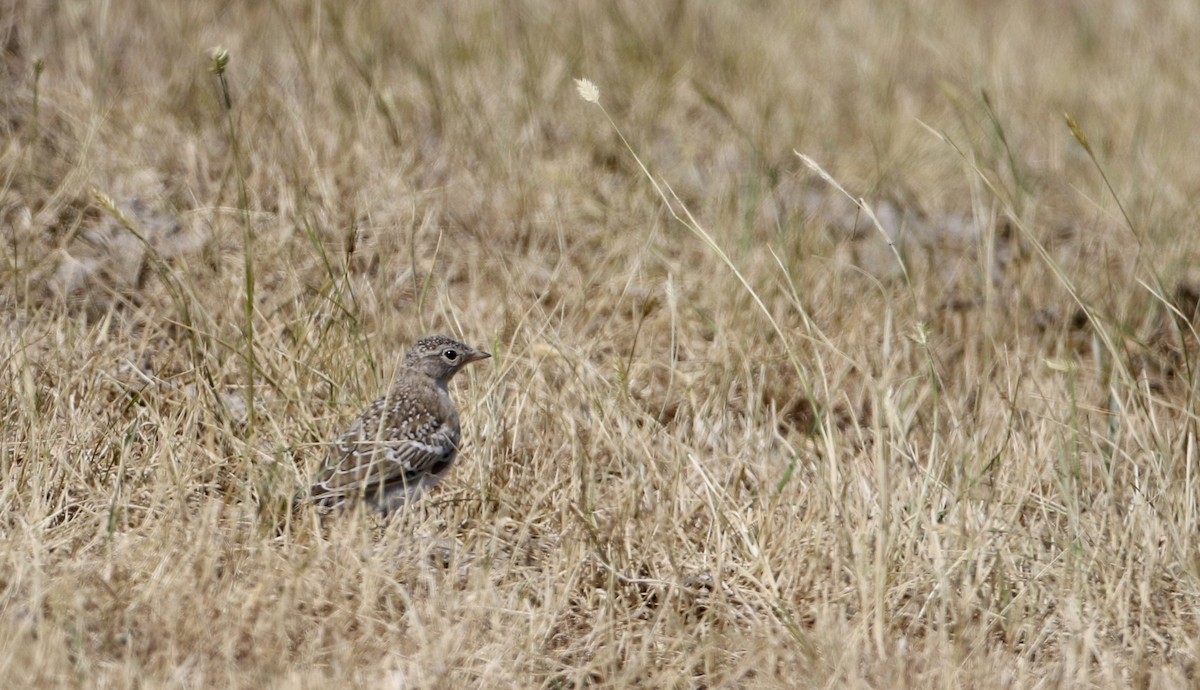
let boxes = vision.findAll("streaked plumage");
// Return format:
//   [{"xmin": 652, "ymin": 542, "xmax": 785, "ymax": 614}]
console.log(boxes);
[{"xmin": 310, "ymin": 335, "xmax": 490, "ymax": 514}]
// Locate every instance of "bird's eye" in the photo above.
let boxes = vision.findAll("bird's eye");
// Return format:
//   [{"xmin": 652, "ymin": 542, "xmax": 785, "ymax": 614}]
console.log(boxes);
[{"xmin": 444, "ymin": 349, "xmax": 459, "ymax": 361}]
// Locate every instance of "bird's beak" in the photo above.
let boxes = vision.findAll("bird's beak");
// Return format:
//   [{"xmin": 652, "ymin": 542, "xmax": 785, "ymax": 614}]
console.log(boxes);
[{"xmin": 469, "ymin": 349, "xmax": 492, "ymax": 363}]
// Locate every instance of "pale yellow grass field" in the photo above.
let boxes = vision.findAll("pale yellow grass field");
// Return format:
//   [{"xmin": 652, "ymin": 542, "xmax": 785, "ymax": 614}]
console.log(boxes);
[{"xmin": 3, "ymin": 1, "xmax": 1200, "ymax": 687}]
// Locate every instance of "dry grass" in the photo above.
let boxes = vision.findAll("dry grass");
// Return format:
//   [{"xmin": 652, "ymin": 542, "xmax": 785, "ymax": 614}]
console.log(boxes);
[{"xmin": 3, "ymin": 1, "xmax": 1200, "ymax": 687}]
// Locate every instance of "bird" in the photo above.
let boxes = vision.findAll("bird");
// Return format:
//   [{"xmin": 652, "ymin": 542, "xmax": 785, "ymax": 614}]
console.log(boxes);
[{"xmin": 309, "ymin": 334, "xmax": 491, "ymax": 514}]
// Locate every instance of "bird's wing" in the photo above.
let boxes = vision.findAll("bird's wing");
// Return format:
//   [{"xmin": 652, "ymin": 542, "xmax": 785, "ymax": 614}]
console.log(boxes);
[{"xmin": 310, "ymin": 420, "xmax": 461, "ymax": 504}]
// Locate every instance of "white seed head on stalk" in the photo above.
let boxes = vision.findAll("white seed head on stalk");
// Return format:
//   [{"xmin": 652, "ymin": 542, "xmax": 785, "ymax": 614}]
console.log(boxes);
[{"xmin": 575, "ymin": 78, "xmax": 600, "ymax": 104}]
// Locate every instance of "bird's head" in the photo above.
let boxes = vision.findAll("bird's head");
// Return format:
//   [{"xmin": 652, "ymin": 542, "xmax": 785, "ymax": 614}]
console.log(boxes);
[{"xmin": 403, "ymin": 335, "xmax": 491, "ymax": 384}]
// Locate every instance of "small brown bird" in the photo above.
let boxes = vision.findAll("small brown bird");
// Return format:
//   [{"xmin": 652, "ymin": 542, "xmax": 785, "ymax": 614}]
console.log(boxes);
[{"xmin": 310, "ymin": 335, "xmax": 491, "ymax": 514}]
